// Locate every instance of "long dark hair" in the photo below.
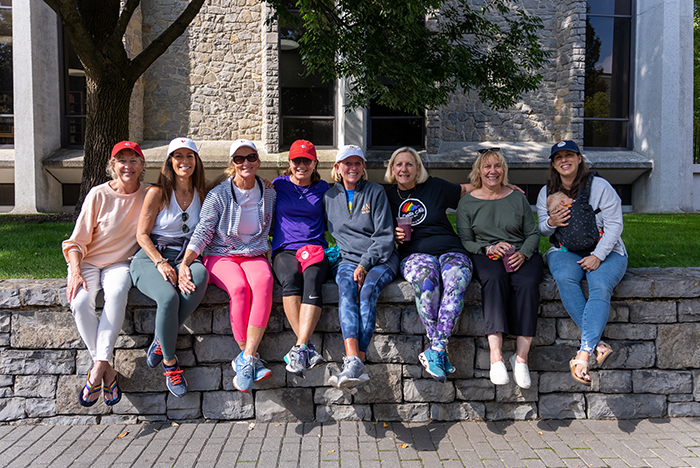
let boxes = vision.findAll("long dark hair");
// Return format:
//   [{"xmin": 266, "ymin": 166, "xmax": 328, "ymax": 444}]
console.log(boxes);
[
  {"xmin": 547, "ymin": 156, "xmax": 590, "ymax": 199},
  {"xmin": 156, "ymin": 152, "xmax": 207, "ymax": 209}
]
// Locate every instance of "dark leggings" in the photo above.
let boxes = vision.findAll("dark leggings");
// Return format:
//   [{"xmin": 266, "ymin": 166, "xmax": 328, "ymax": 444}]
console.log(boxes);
[
  {"xmin": 472, "ymin": 253, "xmax": 543, "ymax": 337},
  {"xmin": 272, "ymin": 249, "xmax": 330, "ymax": 308}
]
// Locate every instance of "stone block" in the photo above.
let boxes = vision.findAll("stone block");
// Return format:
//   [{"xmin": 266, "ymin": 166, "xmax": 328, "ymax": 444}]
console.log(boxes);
[
  {"xmin": 366, "ymin": 335, "xmax": 422, "ymax": 364},
  {"xmin": 257, "ymin": 331, "xmax": 314, "ymax": 363},
  {"xmin": 0, "ymin": 350, "xmax": 75, "ymax": 375},
  {"xmin": 314, "ymin": 305, "xmax": 340, "ymax": 332},
  {"xmin": 403, "ymin": 379, "xmax": 455, "ymax": 403},
  {"xmin": 287, "ymin": 362, "xmax": 329, "ymax": 388},
  {"xmin": 669, "ymin": 402, "xmax": 700, "ymax": 417},
  {"xmin": 181, "ymin": 309, "xmax": 213, "ymax": 334},
  {"xmin": 193, "ymin": 335, "xmax": 239, "ymax": 363},
  {"xmin": 11, "ymin": 311, "xmax": 82, "ymax": 349},
  {"xmin": 184, "ymin": 366, "xmax": 222, "ymax": 392},
  {"xmin": 41, "ymin": 415, "xmax": 99, "ymax": 425},
  {"xmin": 0, "ymin": 387, "xmax": 11, "ymax": 397},
  {"xmin": 609, "ymin": 302, "xmax": 630, "ymax": 322},
  {"xmin": 0, "ymin": 375, "xmax": 12, "ymax": 387},
  {"xmin": 375, "ymin": 305, "xmax": 402, "ymax": 334},
  {"xmin": 539, "ymin": 372, "xmax": 599, "ymax": 393},
  {"xmin": 14, "ymin": 375, "xmax": 57, "ymax": 398},
  {"xmin": 629, "ymin": 301, "xmax": 676, "ymax": 323},
  {"xmin": 176, "ymin": 335, "xmax": 193, "ymax": 349},
  {"xmin": 56, "ymin": 376, "xmax": 111, "ymax": 415},
  {"xmin": 115, "ymin": 349, "xmax": 166, "ymax": 392},
  {"xmin": 353, "ymin": 364, "xmax": 402, "ymax": 404},
  {"xmin": 212, "ymin": 307, "xmax": 232, "ymax": 335},
  {"xmin": 22, "ymin": 287, "xmax": 57, "ymax": 306},
  {"xmin": 114, "ymin": 335, "xmax": 150, "ymax": 349},
  {"xmin": 533, "ymin": 318, "xmax": 556, "ymax": 346},
  {"xmin": 540, "ymin": 302, "xmax": 568, "ymax": 318},
  {"xmin": 443, "ymin": 337, "xmax": 474, "ymax": 379},
  {"xmin": 132, "ymin": 309, "xmax": 156, "ymax": 334},
  {"xmin": 76, "ymin": 350, "xmax": 92, "ymax": 375},
  {"xmin": 679, "ymin": 299, "xmax": 700, "ymax": 322},
  {"xmin": 0, "ymin": 312, "xmax": 10, "ymax": 332},
  {"xmin": 178, "ymin": 350, "xmax": 197, "ymax": 368},
  {"xmin": 321, "ymin": 334, "xmax": 345, "ymax": 363},
  {"xmin": 657, "ymin": 324, "xmax": 700, "ymax": 369},
  {"xmin": 255, "ymin": 388, "xmax": 314, "ymax": 422},
  {"xmin": 112, "ymin": 393, "xmax": 167, "ymax": 415},
  {"xmin": 223, "ymin": 363, "xmax": 287, "ymax": 391},
  {"xmin": 202, "ymin": 391, "xmax": 254, "ymax": 420},
  {"xmin": 668, "ymin": 394, "xmax": 694, "ymax": 402},
  {"xmin": 373, "ymin": 403, "xmax": 430, "ymax": 422},
  {"xmin": 604, "ymin": 341, "xmax": 655, "ymax": 369},
  {"xmin": 557, "ymin": 319, "xmax": 580, "ymax": 341},
  {"xmin": 315, "ymin": 404, "xmax": 372, "ymax": 422},
  {"xmin": 267, "ymin": 306, "xmax": 285, "ymax": 334},
  {"xmin": 0, "ymin": 399, "xmax": 25, "ymax": 422},
  {"xmin": 167, "ymin": 392, "xmax": 202, "ymax": 420},
  {"xmin": 25, "ymin": 398, "xmax": 56, "ymax": 418},
  {"xmin": 313, "ymin": 387, "xmax": 351, "ymax": 405},
  {"xmin": 496, "ymin": 374, "xmax": 539, "ymax": 403},
  {"xmin": 400, "ymin": 305, "xmax": 425, "ymax": 335},
  {"xmin": 431, "ymin": 402, "xmax": 485, "ymax": 421},
  {"xmin": 586, "ymin": 394, "xmax": 666, "ymax": 419},
  {"xmin": 403, "ymin": 365, "xmax": 422, "ymax": 379},
  {"xmin": 454, "ymin": 379, "xmax": 495, "ymax": 401},
  {"xmin": 101, "ymin": 415, "xmax": 139, "ymax": 425},
  {"xmin": 455, "ymin": 304, "xmax": 485, "ymax": 336},
  {"xmin": 485, "ymin": 402, "xmax": 537, "ymax": 421},
  {"xmin": 0, "ymin": 334, "xmax": 8, "ymax": 346},
  {"xmin": 632, "ymin": 370, "xmax": 692, "ymax": 394},
  {"xmin": 539, "ymin": 393, "xmax": 585, "ymax": 419},
  {"xmin": 529, "ymin": 345, "xmax": 579, "ymax": 372},
  {"xmin": 0, "ymin": 289, "xmax": 21, "ymax": 308},
  {"xmin": 603, "ymin": 324, "xmax": 656, "ymax": 341},
  {"xmin": 597, "ymin": 370, "xmax": 631, "ymax": 393}
]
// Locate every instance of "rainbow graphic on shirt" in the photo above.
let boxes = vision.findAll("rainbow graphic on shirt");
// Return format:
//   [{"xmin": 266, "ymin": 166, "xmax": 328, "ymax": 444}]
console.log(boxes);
[{"xmin": 398, "ymin": 198, "xmax": 427, "ymax": 225}]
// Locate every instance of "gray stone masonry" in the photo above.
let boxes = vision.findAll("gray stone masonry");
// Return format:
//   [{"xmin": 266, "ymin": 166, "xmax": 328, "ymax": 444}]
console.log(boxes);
[{"xmin": 1, "ymin": 267, "xmax": 700, "ymax": 424}]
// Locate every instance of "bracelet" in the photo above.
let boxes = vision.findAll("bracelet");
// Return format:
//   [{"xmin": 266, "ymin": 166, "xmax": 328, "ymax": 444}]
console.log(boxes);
[
  {"xmin": 155, "ymin": 258, "xmax": 168, "ymax": 267},
  {"xmin": 357, "ymin": 265, "xmax": 367, "ymax": 274}
]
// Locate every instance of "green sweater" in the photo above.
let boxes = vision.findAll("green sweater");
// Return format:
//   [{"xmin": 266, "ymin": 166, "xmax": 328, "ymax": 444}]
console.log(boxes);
[{"xmin": 456, "ymin": 191, "xmax": 540, "ymax": 259}]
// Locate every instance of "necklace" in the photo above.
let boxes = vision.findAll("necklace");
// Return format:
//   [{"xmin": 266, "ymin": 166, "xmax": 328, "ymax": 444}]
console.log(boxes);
[
  {"xmin": 397, "ymin": 186, "xmax": 415, "ymax": 201},
  {"xmin": 293, "ymin": 183, "xmax": 310, "ymax": 199},
  {"xmin": 175, "ymin": 188, "xmax": 193, "ymax": 210}
]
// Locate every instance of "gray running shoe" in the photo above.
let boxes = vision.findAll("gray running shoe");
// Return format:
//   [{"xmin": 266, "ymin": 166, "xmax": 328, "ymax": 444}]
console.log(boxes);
[
  {"xmin": 306, "ymin": 343, "xmax": 327, "ymax": 370},
  {"xmin": 284, "ymin": 345, "xmax": 307, "ymax": 377},
  {"xmin": 328, "ymin": 356, "xmax": 370, "ymax": 389}
]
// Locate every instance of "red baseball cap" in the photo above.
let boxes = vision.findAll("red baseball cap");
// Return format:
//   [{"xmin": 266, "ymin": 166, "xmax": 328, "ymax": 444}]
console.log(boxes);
[
  {"xmin": 111, "ymin": 141, "xmax": 144, "ymax": 159},
  {"xmin": 289, "ymin": 140, "xmax": 317, "ymax": 161},
  {"xmin": 295, "ymin": 244, "xmax": 325, "ymax": 272}
]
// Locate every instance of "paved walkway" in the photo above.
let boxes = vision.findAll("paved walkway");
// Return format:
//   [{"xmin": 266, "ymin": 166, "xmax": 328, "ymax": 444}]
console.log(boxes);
[{"xmin": 1, "ymin": 418, "xmax": 700, "ymax": 467}]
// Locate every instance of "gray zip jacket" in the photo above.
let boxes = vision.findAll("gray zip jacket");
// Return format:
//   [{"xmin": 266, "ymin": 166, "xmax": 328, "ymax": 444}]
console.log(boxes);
[{"xmin": 324, "ymin": 178, "xmax": 399, "ymax": 274}]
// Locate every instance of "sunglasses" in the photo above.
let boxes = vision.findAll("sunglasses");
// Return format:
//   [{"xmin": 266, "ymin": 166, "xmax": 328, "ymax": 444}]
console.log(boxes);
[
  {"xmin": 478, "ymin": 147, "xmax": 501, "ymax": 154},
  {"xmin": 291, "ymin": 157, "xmax": 313, "ymax": 166},
  {"xmin": 181, "ymin": 212, "xmax": 190, "ymax": 234},
  {"xmin": 232, "ymin": 153, "xmax": 259, "ymax": 165}
]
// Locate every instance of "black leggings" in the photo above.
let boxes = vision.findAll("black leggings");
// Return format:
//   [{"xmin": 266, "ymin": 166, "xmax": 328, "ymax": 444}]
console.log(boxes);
[{"xmin": 272, "ymin": 249, "xmax": 330, "ymax": 308}]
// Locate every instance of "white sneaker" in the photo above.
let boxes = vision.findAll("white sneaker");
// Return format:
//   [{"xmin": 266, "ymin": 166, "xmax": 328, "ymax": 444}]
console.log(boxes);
[
  {"xmin": 509, "ymin": 354, "xmax": 531, "ymax": 389},
  {"xmin": 489, "ymin": 360, "xmax": 509, "ymax": 385}
]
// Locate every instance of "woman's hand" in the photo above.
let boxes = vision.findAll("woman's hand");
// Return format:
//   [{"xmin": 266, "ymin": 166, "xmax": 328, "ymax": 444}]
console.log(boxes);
[
  {"xmin": 178, "ymin": 263, "xmax": 197, "ymax": 294},
  {"xmin": 353, "ymin": 265, "xmax": 367, "ymax": 290},
  {"xmin": 394, "ymin": 226, "xmax": 406, "ymax": 244},
  {"xmin": 487, "ymin": 242, "xmax": 513, "ymax": 260},
  {"xmin": 578, "ymin": 255, "xmax": 601, "ymax": 272},
  {"xmin": 156, "ymin": 261, "xmax": 178, "ymax": 286},
  {"xmin": 547, "ymin": 206, "xmax": 571, "ymax": 227},
  {"xmin": 508, "ymin": 252, "xmax": 526, "ymax": 272},
  {"xmin": 66, "ymin": 269, "xmax": 87, "ymax": 302},
  {"xmin": 262, "ymin": 178, "xmax": 274, "ymax": 189},
  {"xmin": 506, "ymin": 184, "xmax": 525, "ymax": 195}
]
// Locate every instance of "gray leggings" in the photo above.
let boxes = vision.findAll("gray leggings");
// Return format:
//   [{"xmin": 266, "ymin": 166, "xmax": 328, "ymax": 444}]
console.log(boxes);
[{"xmin": 130, "ymin": 248, "xmax": 209, "ymax": 361}]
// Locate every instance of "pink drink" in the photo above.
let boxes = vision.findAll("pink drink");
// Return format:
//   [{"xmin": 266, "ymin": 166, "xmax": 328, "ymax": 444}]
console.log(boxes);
[
  {"xmin": 502, "ymin": 245, "xmax": 516, "ymax": 272},
  {"xmin": 396, "ymin": 217, "xmax": 412, "ymax": 241}
]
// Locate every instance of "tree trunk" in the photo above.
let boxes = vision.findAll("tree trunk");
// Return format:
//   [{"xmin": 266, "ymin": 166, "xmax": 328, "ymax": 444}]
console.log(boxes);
[{"xmin": 76, "ymin": 73, "xmax": 135, "ymax": 211}]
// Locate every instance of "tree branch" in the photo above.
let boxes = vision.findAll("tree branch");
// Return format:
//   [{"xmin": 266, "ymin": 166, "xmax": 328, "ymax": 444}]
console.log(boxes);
[
  {"xmin": 110, "ymin": 0, "xmax": 141, "ymax": 49},
  {"xmin": 127, "ymin": 0, "xmax": 206, "ymax": 82}
]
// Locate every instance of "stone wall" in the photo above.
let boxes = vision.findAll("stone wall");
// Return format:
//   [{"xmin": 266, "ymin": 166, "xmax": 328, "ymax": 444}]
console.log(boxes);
[{"xmin": 1, "ymin": 268, "xmax": 699, "ymax": 425}]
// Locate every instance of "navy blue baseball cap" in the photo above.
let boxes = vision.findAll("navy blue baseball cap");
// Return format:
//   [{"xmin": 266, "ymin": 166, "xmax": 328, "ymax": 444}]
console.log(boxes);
[{"xmin": 550, "ymin": 140, "xmax": 581, "ymax": 159}]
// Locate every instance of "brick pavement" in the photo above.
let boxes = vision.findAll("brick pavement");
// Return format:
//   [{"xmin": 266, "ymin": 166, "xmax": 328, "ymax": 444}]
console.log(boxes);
[{"xmin": 1, "ymin": 418, "xmax": 700, "ymax": 467}]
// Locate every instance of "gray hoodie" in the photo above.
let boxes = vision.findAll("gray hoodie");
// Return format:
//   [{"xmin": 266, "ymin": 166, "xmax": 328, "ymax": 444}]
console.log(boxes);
[{"xmin": 324, "ymin": 178, "xmax": 399, "ymax": 275}]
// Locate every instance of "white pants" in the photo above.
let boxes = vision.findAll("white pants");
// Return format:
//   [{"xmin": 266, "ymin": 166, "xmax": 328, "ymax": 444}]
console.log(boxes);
[{"xmin": 68, "ymin": 262, "xmax": 131, "ymax": 363}]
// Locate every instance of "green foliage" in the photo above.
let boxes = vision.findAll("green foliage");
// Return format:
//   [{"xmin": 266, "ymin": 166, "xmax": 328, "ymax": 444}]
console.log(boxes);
[{"xmin": 268, "ymin": 0, "xmax": 549, "ymax": 113}]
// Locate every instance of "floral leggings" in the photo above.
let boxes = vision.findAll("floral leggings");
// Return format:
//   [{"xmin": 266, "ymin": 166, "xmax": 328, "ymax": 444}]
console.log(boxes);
[{"xmin": 400, "ymin": 252, "xmax": 473, "ymax": 346}]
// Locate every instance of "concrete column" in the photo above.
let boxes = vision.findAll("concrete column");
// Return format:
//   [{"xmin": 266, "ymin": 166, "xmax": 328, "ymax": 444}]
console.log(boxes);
[
  {"xmin": 12, "ymin": 1, "xmax": 62, "ymax": 213},
  {"xmin": 632, "ymin": 0, "xmax": 693, "ymax": 212}
]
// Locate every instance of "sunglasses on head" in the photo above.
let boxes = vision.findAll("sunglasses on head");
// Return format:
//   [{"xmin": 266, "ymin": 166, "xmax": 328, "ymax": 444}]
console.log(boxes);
[
  {"xmin": 291, "ymin": 157, "xmax": 313, "ymax": 166},
  {"xmin": 477, "ymin": 147, "xmax": 501, "ymax": 154},
  {"xmin": 232, "ymin": 153, "xmax": 259, "ymax": 165},
  {"xmin": 181, "ymin": 212, "xmax": 190, "ymax": 234}
]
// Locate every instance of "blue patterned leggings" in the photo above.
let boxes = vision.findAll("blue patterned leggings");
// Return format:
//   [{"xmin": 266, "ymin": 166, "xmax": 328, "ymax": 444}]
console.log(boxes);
[
  {"xmin": 336, "ymin": 262, "xmax": 396, "ymax": 353},
  {"xmin": 400, "ymin": 252, "xmax": 473, "ymax": 346}
]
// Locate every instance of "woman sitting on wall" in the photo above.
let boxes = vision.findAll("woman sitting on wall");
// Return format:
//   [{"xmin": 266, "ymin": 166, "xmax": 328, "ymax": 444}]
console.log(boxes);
[
  {"xmin": 130, "ymin": 137, "xmax": 210, "ymax": 397},
  {"xmin": 63, "ymin": 141, "xmax": 149, "ymax": 407}
]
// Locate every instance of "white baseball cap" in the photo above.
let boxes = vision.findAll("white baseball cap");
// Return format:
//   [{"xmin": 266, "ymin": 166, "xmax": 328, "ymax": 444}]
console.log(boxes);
[
  {"xmin": 167, "ymin": 137, "xmax": 198, "ymax": 157},
  {"xmin": 335, "ymin": 145, "xmax": 366, "ymax": 162},
  {"xmin": 229, "ymin": 139, "xmax": 258, "ymax": 158}
]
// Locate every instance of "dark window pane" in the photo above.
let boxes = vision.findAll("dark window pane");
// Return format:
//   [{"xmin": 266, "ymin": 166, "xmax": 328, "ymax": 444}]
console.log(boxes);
[
  {"xmin": 0, "ymin": 6, "xmax": 12, "ymax": 138},
  {"xmin": 588, "ymin": 0, "xmax": 631, "ymax": 15},
  {"xmin": 67, "ymin": 116, "xmax": 86, "ymax": 146},
  {"xmin": 62, "ymin": 184, "xmax": 80, "ymax": 206},
  {"xmin": 615, "ymin": 0, "xmax": 631, "ymax": 15},
  {"xmin": 63, "ymin": 29, "xmax": 86, "ymax": 146},
  {"xmin": 370, "ymin": 100, "xmax": 421, "ymax": 118},
  {"xmin": 370, "ymin": 118, "xmax": 424, "ymax": 148},
  {"xmin": 0, "ymin": 183, "xmax": 13, "ymax": 205},
  {"xmin": 0, "ymin": 115, "xmax": 12, "ymax": 144},
  {"xmin": 281, "ymin": 87, "xmax": 334, "ymax": 116},
  {"xmin": 0, "ymin": 2, "xmax": 11, "ymax": 8},
  {"xmin": 583, "ymin": 120, "xmax": 628, "ymax": 147},
  {"xmin": 282, "ymin": 118, "xmax": 334, "ymax": 146}
]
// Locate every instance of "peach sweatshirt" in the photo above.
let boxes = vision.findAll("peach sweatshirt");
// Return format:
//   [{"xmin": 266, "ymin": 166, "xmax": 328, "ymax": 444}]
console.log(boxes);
[{"xmin": 62, "ymin": 181, "xmax": 149, "ymax": 268}]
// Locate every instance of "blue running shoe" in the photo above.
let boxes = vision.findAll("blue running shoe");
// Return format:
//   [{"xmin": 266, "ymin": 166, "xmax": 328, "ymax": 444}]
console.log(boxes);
[
  {"xmin": 306, "ymin": 343, "xmax": 327, "ymax": 370},
  {"xmin": 163, "ymin": 359, "xmax": 188, "ymax": 398},
  {"xmin": 232, "ymin": 352, "xmax": 255, "ymax": 393},
  {"xmin": 419, "ymin": 347, "xmax": 446, "ymax": 382},
  {"xmin": 328, "ymin": 356, "xmax": 369, "ymax": 389},
  {"xmin": 253, "ymin": 354, "xmax": 272, "ymax": 382},
  {"xmin": 147, "ymin": 335, "xmax": 163, "ymax": 368},
  {"xmin": 284, "ymin": 345, "xmax": 307, "ymax": 377},
  {"xmin": 442, "ymin": 351, "xmax": 456, "ymax": 375}
]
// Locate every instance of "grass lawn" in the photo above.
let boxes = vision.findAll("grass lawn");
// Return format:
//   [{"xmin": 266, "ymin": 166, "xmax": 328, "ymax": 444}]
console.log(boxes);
[{"xmin": 1, "ymin": 212, "xmax": 699, "ymax": 279}]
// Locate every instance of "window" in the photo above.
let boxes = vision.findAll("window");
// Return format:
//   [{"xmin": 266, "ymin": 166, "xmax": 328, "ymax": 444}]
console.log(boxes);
[
  {"xmin": 584, "ymin": 0, "xmax": 632, "ymax": 148},
  {"xmin": 0, "ymin": 1, "xmax": 12, "ymax": 147},
  {"xmin": 368, "ymin": 98, "xmax": 424, "ymax": 149},
  {"xmin": 279, "ymin": 12, "xmax": 335, "ymax": 148},
  {"xmin": 61, "ymin": 28, "xmax": 86, "ymax": 147}
]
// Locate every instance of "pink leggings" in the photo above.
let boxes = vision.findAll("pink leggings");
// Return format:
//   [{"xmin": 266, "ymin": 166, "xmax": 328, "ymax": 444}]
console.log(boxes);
[{"xmin": 203, "ymin": 255, "xmax": 274, "ymax": 342}]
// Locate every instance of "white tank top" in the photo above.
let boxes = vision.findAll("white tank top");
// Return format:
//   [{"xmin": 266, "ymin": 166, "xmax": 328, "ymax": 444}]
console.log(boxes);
[
  {"xmin": 151, "ymin": 190, "xmax": 202, "ymax": 241},
  {"xmin": 233, "ymin": 182, "xmax": 261, "ymax": 244}
]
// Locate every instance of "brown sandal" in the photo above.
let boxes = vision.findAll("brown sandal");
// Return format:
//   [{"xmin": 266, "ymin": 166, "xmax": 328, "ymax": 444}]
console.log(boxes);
[
  {"xmin": 594, "ymin": 341, "xmax": 613, "ymax": 365},
  {"xmin": 569, "ymin": 358, "xmax": 591, "ymax": 386}
]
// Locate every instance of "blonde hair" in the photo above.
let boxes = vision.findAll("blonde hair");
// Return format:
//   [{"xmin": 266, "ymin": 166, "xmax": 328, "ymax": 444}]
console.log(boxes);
[
  {"xmin": 546, "ymin": 191, "xmax": 573, "ymax": 213},
  {"xmin": 331, "ymin": 160, "xmax": 368, "ymax": 182},
  {"xmin": 469, "ymin": 150, "xmax": 509, "ymax": 189},
  {"xmin": 106, "ymin": 150, "xmax": 145, "ymax": 182},
  {"xmin": 384, "ymin": 147, "xmax": 429, "ymax": 184}
]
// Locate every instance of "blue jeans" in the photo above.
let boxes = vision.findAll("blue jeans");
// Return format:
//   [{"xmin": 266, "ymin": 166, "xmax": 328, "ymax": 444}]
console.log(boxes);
[
  {"xmin": 547, "ymin": 250, "xmax": 627, "ymax": 353},
  {"xmin": 335, "ymin": 262, "xmax": 396, "ymax": 353}
]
